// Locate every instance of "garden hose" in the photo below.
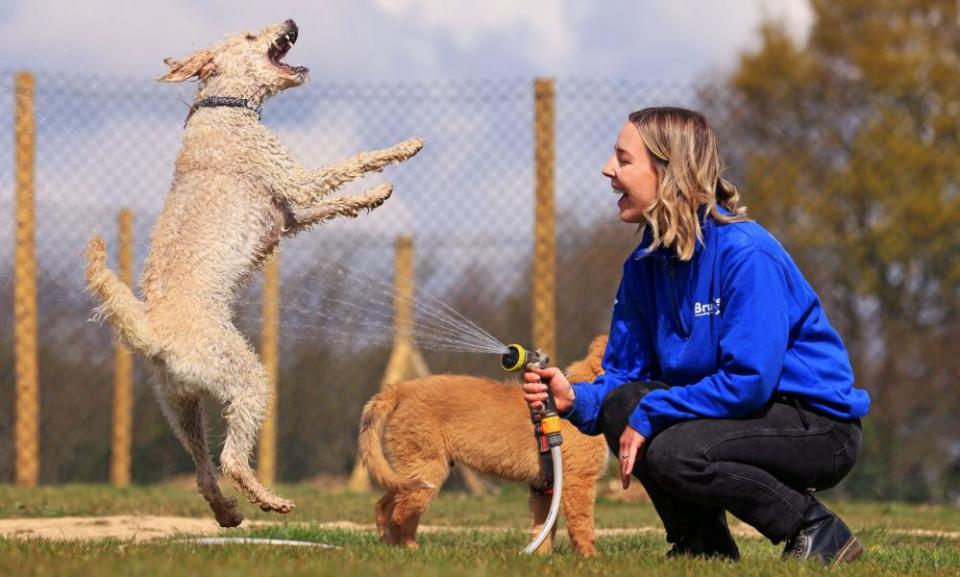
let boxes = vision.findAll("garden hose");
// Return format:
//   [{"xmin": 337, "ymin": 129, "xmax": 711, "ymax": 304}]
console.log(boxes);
[{"xmin": 501, "ymin": 344, "xmax": 563, "ymax": 554}]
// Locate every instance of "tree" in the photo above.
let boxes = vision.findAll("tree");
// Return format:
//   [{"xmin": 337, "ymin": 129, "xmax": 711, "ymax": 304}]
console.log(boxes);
[{"xmin": 715, "ymin": 0, "xmax": 960, "ymax": 500}]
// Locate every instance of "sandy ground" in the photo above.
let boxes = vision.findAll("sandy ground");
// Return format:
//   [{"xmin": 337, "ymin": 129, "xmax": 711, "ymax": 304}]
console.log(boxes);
[
  {"xmin": 0, "ymin": 516, "xmax": 955, "ymax": 543},
  {"xmin": 0, "ymin": 516, "xmax": 759, "ymax": 542},
  {"xmin": 0, "ymin": 516, "xmax": 250, "ymax": 542}
]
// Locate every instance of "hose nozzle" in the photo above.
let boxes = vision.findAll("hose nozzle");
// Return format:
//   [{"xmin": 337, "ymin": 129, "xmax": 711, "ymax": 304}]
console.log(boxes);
[
  {"xmin": 501, "ymin": 343, "xmax": 562, "ymax": 446},
  {"xmin": 500, "ymin": 344, "xmax": 549, "ymax": 372}
]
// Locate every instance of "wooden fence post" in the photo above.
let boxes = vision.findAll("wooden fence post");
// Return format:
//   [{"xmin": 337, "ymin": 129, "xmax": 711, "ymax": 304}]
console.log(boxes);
[
  {"xmin": 532, "ymin": 78, "xmax": 557, "ymax": 357},
  {"xmin": 258, "ymin": 253, "xmax": 280, "ymax": 485},
  {"xmin": 348, "ymin": 236, "xmax": 432, "ymax": 493},
  {"xmin": 14, "ymin": 71, "xmax": 39, "ymax": 487},
  {"xmin": 111, "ymin": 209, "xmax": 134, "ymax": 486}
]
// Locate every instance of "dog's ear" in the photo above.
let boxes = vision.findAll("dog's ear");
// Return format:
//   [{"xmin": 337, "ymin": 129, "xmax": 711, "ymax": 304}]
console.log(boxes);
[
  {"xmin": 562, "ymin": 335, "xmax": 609, "ymax": 383},
  {"xmin": 588, "ymin": 335, "xmax": 608, "ymax": 361},
  {"xmin": 158, "ymin": 49, "xmax": 215, "ymax": 82},
  {"xmin": 587, "ymin": 334, "xmax": 607, "ymax": 378}
]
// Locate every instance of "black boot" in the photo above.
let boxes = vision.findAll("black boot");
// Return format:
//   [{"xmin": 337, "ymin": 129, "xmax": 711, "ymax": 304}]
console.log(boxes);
[
  {"xmin": 666, "ymin": 515, "xmax": 740, "ymax": 561},
  {"xmin": 782, "ymin": 500, "xmax": 863, "ymax": 564}
]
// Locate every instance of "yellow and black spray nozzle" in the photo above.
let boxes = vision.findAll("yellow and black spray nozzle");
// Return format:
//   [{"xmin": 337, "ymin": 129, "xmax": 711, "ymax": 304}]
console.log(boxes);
[
  {"xmin": 500, "ymin": 344, "xmax": 548, "ymax": 373},
  {"xmin": 501, "ymin": 344, "xmax": 563, "ymax": 448}
]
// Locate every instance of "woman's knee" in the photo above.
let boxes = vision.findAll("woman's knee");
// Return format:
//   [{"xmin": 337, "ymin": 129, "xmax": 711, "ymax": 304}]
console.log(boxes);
[
  {"xmin": 645, "ymin": 423, "xmax": 706, "ymax": 486},
  {"xmin": 598, "ymin": 382, "xmax": 653, "ymax": 454},
  {"xmin": 812, "ymin": 423, "xmax": 862, "ymax": 491}
]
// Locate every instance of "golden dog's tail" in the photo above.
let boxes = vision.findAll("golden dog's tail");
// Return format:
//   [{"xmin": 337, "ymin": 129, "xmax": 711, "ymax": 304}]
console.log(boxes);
[
  {"xmin": 358, "ymin": 387, "xmax": 434, "ymax": 491},
  {"xmin": 85, "ymin": 234, "xmax": 162, "ymax": 358}
]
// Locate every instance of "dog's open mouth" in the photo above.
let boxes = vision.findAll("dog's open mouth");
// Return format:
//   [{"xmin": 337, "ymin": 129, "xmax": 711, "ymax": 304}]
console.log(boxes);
[{"xmin": 269, "ymin": 22, "xmax": 308, "ymax": 79}]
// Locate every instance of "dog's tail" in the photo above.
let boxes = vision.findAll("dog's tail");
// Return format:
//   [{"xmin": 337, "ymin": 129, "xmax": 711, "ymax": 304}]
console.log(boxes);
[
  {"xmin": 85, "ymin": 233, "xmax": 162, "ymax": 358},
  {"xmin": 358, "ymin": 387, "xmax": 435, "ymax": 491}
]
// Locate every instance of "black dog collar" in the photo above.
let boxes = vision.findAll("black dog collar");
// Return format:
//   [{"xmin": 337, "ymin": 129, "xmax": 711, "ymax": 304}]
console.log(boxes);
[{"xmin": 185, "ymin": 96, "xmax": 261, "ymax": 126}]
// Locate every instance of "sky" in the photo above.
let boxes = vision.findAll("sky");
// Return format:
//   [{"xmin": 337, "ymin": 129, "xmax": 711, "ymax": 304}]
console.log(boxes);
[
  {"xmin": 0, "ymin": 1, "xmax": 820, "ymax": 356},
  {"xmin": 0, "ymin": 0, "xmax": 813, "ymax": 82},
  {"xmin": 0, "ymin": 0, "xmax": 817, "ymax": 298}
]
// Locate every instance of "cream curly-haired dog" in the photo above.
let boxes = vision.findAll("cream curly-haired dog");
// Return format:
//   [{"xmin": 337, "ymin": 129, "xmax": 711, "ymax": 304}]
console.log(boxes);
[
  {"xmin": 359, "ymin": 336, "xmax": 610, "ymax": 556},
  {"xmin": 85, "ymin": 19, "xmax": 422, "ymax": 526}
]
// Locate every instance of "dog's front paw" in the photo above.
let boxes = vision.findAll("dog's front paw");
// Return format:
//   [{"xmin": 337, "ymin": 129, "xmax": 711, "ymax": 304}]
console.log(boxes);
[{"xmin": 394, "ymin": 137, "xmax": 424, "ymax": 160}]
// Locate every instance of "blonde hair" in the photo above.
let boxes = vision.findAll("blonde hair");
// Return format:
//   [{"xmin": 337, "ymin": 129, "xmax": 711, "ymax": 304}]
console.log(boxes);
[{"xmin": 628, "ymin": 107, "xmax": 747, "ymax": 261}]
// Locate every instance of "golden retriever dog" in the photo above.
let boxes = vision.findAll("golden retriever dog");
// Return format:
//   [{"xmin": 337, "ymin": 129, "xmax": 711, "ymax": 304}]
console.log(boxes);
[
  {"xmin": 85, "ymin": 19, "xmax": 422, "ymax": 526},
  {"xmin": 359, "ymin": 336, "xmax": 610, "ymax": 555}
]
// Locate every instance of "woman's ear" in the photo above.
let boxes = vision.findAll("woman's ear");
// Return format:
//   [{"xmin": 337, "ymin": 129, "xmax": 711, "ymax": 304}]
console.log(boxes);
[{"xmin": 158, "ymin": 49, "xmax": 215, "ymax": 82}]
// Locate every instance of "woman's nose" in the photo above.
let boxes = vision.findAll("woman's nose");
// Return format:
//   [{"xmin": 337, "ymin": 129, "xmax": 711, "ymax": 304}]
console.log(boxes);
[{"xmin": 601, "ymin": 155, "xmax": 616, "ymax": 178}]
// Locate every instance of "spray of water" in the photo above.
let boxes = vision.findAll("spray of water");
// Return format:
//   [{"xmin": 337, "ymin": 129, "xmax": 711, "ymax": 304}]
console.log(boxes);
[{"xmin": 240, "ymin": 259, "xmax": 510, "ymax": 355}]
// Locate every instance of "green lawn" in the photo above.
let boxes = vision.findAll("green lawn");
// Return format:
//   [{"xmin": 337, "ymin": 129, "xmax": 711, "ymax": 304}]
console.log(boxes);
[{"xmin": 0, "ymin": 484, "xmax": 957, "ymax": 576}]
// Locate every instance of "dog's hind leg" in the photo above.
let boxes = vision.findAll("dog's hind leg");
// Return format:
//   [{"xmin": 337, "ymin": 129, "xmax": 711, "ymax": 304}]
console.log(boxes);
[
  {"xmin": 220, "ymin": 390, "xmax": 295, "ymax": 513},
  {"xmin": 389, "ymin": 460, "xmax": 449, "ymax": 549},
  {"xmin": 149, "ymin": 367, "xmax": 243, "ymax": 526},
  {"xmin": 174, "ymin": 396, "xmax": 244, "ymax": 527},
  {"xmin": 389, "ymin": 489, "xmax": 431, "ymax": 549},
  {"xmin": 207, "ymin": 336, "xmax": 294, "ymax": 514},
  {"xmin": 376, "ymin": 491, "xmax": 397, "ymax": 544},
  {"xmin": 528, "ymin": 490, "xmax": 557, "ymax": 555}
]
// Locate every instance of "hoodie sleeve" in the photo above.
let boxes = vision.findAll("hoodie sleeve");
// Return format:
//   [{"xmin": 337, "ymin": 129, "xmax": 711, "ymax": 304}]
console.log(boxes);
[
  {"xmin": 628, "ymin": 250, "xmax": 790, "ymax": 438},
  {"xmin": 563, "ymin": 269, "xmax": 659, "ymax": 436}
]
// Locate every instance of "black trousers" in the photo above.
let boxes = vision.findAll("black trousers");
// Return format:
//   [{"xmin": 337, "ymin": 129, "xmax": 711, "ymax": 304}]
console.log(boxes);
[{"xmin": 598, "ymin": 382, "xmax": 861, "ymax": 544}]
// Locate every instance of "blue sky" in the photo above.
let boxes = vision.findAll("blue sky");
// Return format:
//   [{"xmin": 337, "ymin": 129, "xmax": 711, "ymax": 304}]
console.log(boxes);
[
  {"xmin": 0, "ymin": 0, "xmax": 811, "ymax": 81},
  {"xmin": 0, "ymin": 0, "xmax": 816, "ymax": 259},
  {"xmin": 0, "ymin": 1, "xmax": 819, "ymax": 355},
  {"xmin": 0, "ymin": 0, "xmax": 816, "ymax": 301}
]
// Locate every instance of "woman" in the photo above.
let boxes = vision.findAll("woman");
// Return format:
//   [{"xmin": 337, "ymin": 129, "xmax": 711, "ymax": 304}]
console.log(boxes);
[{"xmin": 522, "ymin": 107, "xmax": 869, "ymax": 564}]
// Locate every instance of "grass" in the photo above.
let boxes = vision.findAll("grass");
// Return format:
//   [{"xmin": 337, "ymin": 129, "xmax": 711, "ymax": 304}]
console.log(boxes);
[{"xmin": 0, "ymin": 484, "xmax": 958, "ymax": 576}]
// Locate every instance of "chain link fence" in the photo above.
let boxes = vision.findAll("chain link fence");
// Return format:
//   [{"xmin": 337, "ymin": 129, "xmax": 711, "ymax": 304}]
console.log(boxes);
[{"xmin": 1, "ymin": 71, "xmax": 958, "ymax": 501}]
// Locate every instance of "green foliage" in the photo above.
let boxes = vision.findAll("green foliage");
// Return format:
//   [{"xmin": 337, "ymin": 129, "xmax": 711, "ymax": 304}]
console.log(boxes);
[{"xmin": 719, "ymin": 0, "xmax": 960, "ymax": 501}]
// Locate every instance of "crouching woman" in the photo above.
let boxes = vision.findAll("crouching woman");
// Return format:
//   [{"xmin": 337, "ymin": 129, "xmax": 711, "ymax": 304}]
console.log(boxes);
[{"xmin": 522, "ymin": 107, "xmax": 869, "ymax": 564}]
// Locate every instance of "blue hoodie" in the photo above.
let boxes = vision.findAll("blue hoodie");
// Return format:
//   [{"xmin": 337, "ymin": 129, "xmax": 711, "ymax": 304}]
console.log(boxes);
[{"xmin": 564, "ymin": 211, "xmax": 871, "ymax": 439}]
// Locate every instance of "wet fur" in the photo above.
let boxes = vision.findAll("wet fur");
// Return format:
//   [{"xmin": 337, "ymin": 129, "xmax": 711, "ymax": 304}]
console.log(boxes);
[{"xmin": 84, "ymin": 20, "xmax": 422, "ymax": 526}]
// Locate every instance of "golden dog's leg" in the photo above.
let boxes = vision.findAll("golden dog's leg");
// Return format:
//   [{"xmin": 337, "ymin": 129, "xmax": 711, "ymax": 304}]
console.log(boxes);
[
  {"xmin": 376, "ymin": 492, "xmax": 398, "ymax": 543},
  {"xmin": 561, "ymin": 481, "xmax": 597, "ymax": 556},
  {"xmin": 388, "ymin": 460, "xmax": 448, "ymax": 549},
  {"xmin": 288, "ymin": 183, "xmax": 393, "ymax": 232},
  {"xmin": 287, "ymin": 138, "xmax": 422, "ymax": 204},
  {"xmin": 390, "ymin": 489, "xmax": 430, "ymax": 549}
]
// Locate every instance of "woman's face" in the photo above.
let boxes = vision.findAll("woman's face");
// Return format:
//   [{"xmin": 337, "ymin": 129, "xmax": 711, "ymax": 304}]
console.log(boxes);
[{"xmin": 602, "ymin": 121, "xmax": 659, "ymax": 224}]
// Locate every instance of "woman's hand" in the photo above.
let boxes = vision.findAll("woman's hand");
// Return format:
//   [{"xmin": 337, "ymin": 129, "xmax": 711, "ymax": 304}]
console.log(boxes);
[
  {"xmin": 521, "ymin": 367, "xmax": 575, "ymax": 414},
  {"xmin": 619, "ymin": 425, "xmax": 646, "ymax": 490}
]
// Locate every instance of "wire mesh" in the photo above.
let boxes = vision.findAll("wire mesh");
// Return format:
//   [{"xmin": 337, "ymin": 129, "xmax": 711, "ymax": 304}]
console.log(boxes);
[{"xmin": 0, "ymin": 71, "xmax": 957, "ymax": 501}]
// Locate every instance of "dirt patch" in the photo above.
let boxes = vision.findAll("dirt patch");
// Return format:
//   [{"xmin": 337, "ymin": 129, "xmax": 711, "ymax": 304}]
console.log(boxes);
[
  {"xmin": 0, "ymin": 516, "xmax": 268, "ymax": 542},
  {"xmin": 0, "ymin": 516, "xmax": 955, "ymax": 543},
  {"xmin": 0, "ymin": 516, "xmax": 753, "ymax": 542}
]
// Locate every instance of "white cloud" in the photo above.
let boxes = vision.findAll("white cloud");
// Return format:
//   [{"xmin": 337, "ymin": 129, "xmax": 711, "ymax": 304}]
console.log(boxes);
[
  {"xmin": 373, "ymin": 0, "xmax": 591, "ymax": 67},
  {"xmin": 0, "ymin": 0, "xmax": 814, "ymax": 81}
]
